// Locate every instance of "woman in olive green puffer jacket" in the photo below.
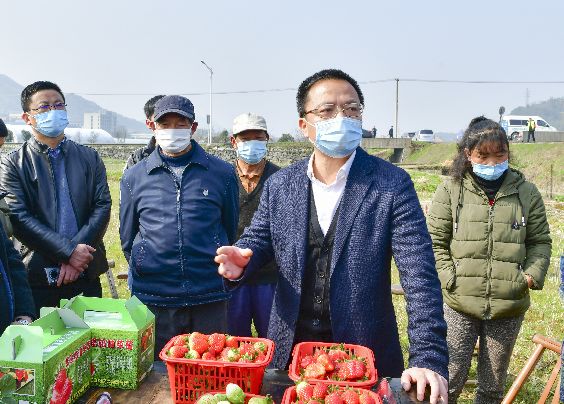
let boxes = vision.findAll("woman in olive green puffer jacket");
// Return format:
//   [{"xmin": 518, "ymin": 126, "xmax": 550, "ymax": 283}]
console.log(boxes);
[{"xmin": 427, "ymin": 116, "xmax": 551, "ymax": 404}]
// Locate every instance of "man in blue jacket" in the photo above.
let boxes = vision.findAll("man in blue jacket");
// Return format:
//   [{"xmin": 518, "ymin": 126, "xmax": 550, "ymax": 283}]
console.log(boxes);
[
  {"xmin": 216, "ymin": 70, "xmax": 448, "ymax": 403},
  {"xmin": 120, "ymin": 95, "xmax": 239, "ymax": 356}
]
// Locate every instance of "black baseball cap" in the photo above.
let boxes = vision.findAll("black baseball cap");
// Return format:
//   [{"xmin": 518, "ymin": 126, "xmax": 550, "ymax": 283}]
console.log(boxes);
[{"xmin": 153, "ymin": 95, "xmax": 195, "ymax": 122}]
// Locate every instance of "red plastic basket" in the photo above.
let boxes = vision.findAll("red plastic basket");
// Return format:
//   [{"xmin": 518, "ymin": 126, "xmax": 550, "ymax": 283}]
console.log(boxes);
[
  {"xmin": 288, "ymin": 342, "xmax": 378, "ymax": 388},
  {"xmin": 160, "ymin": 336, "xmax": 275, "ymax": 403},
  {"xmin": 281, "ymin": 385, "xmax": 382, "ymax": 404}
]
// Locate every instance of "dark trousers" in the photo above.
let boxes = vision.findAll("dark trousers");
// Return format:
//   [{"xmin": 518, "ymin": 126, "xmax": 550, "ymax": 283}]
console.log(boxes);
[
  {"xmin": 148, "ymin": 300, "xmax": 228, "ymax": 360},
  {"xmin": 31, "ymin": 277, "xmax": 102, "ymax": 318},
  {"xmin": 227, "ymin": 283, "xmax": 276, "ymax": 338},
  {"xmin": 528, "ymin": 130, "xmax": 535, "ymax": 142}
]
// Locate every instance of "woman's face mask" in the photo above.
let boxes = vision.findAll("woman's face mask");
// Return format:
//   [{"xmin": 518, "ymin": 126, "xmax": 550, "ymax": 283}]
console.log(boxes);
[{"xmin": 466, "ymin": 142, "xmax": 509, "ymax": 180}]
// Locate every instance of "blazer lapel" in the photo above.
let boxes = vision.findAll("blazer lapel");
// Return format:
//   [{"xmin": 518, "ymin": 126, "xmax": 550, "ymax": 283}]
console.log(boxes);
[
  {"xmin": 330, "ymin": 149, "xmax": 375, "ymax": 276},
  {"xmin": 289, "ymin": 163, "xmax": 310, "ymax": 283}
]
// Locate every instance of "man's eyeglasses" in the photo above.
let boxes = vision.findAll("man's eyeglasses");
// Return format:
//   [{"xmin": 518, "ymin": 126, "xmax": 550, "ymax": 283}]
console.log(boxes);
[
  {"xmin": 30, "ymin": 103, "xmax": 67, "ymax": 113},
  {"xmin": 305, "ymin": 102, "xmax": 363, "ymax": 120}
]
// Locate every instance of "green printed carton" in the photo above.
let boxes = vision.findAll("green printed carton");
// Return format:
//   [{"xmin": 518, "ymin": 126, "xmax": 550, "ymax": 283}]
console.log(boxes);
[
  {"xmin": 60, "ymin": 295, "xmax": 155, "ymax": 390},
  {"xmin": 0, "ymin": 308, "xmax": 92, "ymax": 404}
]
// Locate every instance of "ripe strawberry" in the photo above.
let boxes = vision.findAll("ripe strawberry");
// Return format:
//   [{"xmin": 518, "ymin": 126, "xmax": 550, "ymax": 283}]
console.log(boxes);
[
  {"xmin": 358, "ymin": 391, "xmax": 376, "ymax": 404},
  {"xmin": 225, "ymin": 335, "xmax": 238, "ymax": 348},
  {"xmin": 189, "ymin": 333, "xmax": 209, "ymax": 355},
  {"xmin": 303, "ymin": 363, "xmax": 326, "ymax": 379},
  {"xmin": 337, "ymin": 360, "xmax": 366, "ymax": 381},
  {"xmin": 296, "ymin": 381, "xmax": 314, "ymax": 402},
  {"xmin": 238, "ymin": 342, "xmax": 256, "ymax": 358},
  {"xmin": 341, "ymin": 389, "xmax": 360, "ymax": 404},
  {"xmin": 316, "ymin": 353, "xmax": 335, "ymax": 371},
  {"xmin": 168, "ymin": 345, "xmax": 188, "ymax": 358},
  {"xmin": 208, "ymin": 333, "xmax": 226, "ymax": 352},
  {"xmin": 327, "ymin": 347, "xmax": 350, "ymax": 362},
  {"xmin": 255, "ymin": 352, "xmax": 267, "ymax": 363},
  {"xmin": 312, "ymin": 383, "xmax": 329, "ymax": 399},
  {"xmin": 300, "ymin": 355, "xmax": 316, "ymax": 369},
  {"xmin": 220, "ymin": 347, "xmax": 231, "ymax": 361},
  {"xmin": 201, "ymin": 351, "xmax": 216, "ymax": 361},
  {"xmin": 192, "ymin": 339, "xmax": 209, "ymax": 355},
  {"xmin": 324, "ymin": 392, "xmax": 344, "ymax": 404},
  {"xmin": 173, "ymin": 334, "xmax": 189, "ymax": 346}
]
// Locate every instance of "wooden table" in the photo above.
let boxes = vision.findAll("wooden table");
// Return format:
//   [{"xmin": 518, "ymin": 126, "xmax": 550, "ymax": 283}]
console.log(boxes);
[{"xmin": 77, "ymin": 361, "xmax": 430, "ymax": 403}]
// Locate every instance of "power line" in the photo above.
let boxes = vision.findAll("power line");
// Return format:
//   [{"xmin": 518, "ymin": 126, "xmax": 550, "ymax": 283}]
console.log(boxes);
[{"xmin": 3, "ymin": 78, "xmax": 564, "ymax": 97}]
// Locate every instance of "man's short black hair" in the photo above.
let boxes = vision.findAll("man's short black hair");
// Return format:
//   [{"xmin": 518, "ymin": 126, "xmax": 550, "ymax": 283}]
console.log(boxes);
[
  {"xmin": 296, "ymin": 69, "xmax": 364, "ymax": 117},
  {"xmin": 0, "ymin": 118, "xmax": 8, "ymax": 138},
  {"xmin": 144, "ymin": 95, "xmax": 165, "ymax": 119},
  {"xmin": 21, "ymin": 81, "xmax": 65, "ymax": 112}
]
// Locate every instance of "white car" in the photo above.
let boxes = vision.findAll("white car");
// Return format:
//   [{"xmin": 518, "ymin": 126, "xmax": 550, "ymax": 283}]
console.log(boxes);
[{"xmin": 415, "ymin": 129, "xmax": 435, "ymax": 142}]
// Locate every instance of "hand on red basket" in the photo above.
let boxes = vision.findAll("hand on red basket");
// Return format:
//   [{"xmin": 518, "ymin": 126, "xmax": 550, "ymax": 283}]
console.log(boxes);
[
  {"xmin": 401, "ymin": 367, "xmax": 448, "ymax": 404},
  {"xmin": 215, "ymin": 246, "xmax": 253, "ymax": 280}
]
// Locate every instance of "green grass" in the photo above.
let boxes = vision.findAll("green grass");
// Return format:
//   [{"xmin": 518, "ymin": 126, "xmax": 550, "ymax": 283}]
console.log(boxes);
[{"xmin": 100, "ymin": 155, "xmax": 562, "ymax": 403}]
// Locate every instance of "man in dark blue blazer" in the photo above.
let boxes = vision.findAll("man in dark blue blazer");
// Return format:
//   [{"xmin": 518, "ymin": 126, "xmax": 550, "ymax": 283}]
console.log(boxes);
[{"xmin": 216, "ymin": 69, "xmax": 448, "ymax": 403}]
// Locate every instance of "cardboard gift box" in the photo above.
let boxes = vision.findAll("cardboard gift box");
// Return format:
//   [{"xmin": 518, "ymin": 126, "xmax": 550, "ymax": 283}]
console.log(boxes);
[
  {"xmin": 59, "ymin": 295, "xmax": 155, "ymax": 390},
  {"xmin": 0, "ymin": 308, "xmax": 92, "ymax": 404}
]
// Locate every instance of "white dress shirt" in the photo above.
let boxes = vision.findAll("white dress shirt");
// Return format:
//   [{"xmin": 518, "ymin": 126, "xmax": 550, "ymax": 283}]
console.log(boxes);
[{"xmin": 306, "ymin": 151, "xmax": 356, "ymax": 236}]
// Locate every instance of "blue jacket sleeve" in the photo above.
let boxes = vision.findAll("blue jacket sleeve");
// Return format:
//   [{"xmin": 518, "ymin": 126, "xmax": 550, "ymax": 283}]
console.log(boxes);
[
  {"xmin": 391, "ymin": 172, "xmax": 449, "ymax": 380},
  {"xmin": 223, "ymin": 168, "xmax": 239, "ymax": 245},
  {"xmin": 2, "ymin": 225, "xmax": 35, "ymax": 319},
  {"xmin": 119, "ymin": 174, "xmax": 138, "ymax": 263}
]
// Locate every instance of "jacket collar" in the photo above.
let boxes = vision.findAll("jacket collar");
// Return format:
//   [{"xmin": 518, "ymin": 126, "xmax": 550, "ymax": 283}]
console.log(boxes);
[
  {"xmin": 145, "ymin": 140, "xmax": 209, "ymax": 174},
  {"xmin": 463, "ymin": 168, "xmax": 525, "ymax": 199},
  {"xmin": 330, "ymin": 148, "xmax": 376, "ymax": 275},
  {"xmin": 28, "ymin": 136, "xmax": 69, "ymax": 155}
]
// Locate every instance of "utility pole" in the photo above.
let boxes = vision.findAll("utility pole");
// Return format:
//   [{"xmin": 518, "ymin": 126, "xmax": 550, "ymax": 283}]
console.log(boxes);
[
  {"xmin": 395, "ymin": 78, "xmax": 399, "ymax": 139},
  {"xmin": 201, "ymin": 60, "xmax": 213, "ymax": 145},
  {"xmin": 526, "ymin": 88, "xmax": 530, "ymax": 107}
]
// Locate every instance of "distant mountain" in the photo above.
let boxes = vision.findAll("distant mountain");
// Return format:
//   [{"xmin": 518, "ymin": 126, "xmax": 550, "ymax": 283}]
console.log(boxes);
[
  {"xmin": 511, "ymin": 97, "xmax": 564, "ymax": 130},
  {"xmin": 0, "ymin": 74, "xmax": 147, "ymax": 134}
]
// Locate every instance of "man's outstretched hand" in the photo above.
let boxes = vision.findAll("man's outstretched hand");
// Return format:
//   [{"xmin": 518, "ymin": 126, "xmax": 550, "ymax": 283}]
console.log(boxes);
[
  {"xmin": 215, "ymin": 246, "xmax": 253, "ymax": 280},
  {"xmin": 401, "ymin": 367, "xmax": 448, "ymax": 403}
]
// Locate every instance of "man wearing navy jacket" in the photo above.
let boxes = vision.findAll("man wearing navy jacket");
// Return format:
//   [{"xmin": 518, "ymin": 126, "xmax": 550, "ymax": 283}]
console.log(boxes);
[
  {"xmin": 120, "ymin": 95, "xmax": 239, "ymax": 356},
  {"xmin": 216, "ymin": 70, "xmax": 448, "ymax": 404}
]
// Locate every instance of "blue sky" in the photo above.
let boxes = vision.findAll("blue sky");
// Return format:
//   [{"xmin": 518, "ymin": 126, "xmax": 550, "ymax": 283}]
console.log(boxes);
[{"xmin": 1, "ymin": 0, "xmax": 563, "ymax": 137}]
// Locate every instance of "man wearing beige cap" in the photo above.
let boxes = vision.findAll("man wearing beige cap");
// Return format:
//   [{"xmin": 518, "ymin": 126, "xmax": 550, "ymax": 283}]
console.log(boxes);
[{"xmin": 227, "ymin": 113, "xmax": 279, "ymax": 337}]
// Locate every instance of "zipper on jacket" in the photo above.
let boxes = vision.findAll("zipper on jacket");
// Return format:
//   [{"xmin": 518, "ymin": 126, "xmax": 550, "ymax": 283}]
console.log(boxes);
[
  {"xmin": 164, "ymin": 166, "xmax": 186, "ymax": 282},
  {"xmin": 484, "ymin": 204, "xmax": 494, "ymax": 319},
  {"xmin": 45, "ymin": 154, "xmax": 59, "ymax": 232}
]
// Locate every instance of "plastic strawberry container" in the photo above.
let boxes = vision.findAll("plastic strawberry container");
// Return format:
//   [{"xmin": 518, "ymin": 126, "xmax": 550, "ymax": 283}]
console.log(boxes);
[
  {"xmin": 160, "ymin": 336, "xmax": 275, "ymax": 403},
  {"xmin": 281, "ymin": 385, "xmax": 382, "ymax": 404},
  {"xmin": 288, "ymin": 342, "xmax": 378, "ymax": 388}
]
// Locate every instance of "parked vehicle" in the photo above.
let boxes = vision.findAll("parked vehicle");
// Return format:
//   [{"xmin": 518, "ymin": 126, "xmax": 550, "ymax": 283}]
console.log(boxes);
[
  {"xmin": 415, "ymin": 129, "xmax": 434, "ymax": 142},
  {"xmin": 500, "ymin": 115, "xmax": 557, "ymax": 141}
]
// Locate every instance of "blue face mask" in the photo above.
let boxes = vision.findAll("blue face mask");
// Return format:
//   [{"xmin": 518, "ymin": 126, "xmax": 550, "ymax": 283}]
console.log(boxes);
[
  {"xmin": 236, "ymin": 140, "xmax": 268, "ymax": 164},
  {"xmin": 471, "ymin": 160, "xmax": 509, "ymax": 181},
  {"xmin": 32, "ymin": 110, "xmax": 69, "ymax": 137},
  {"xmin": 312, "ymin": 117, "xmax": 362, "ymax": 158}
]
